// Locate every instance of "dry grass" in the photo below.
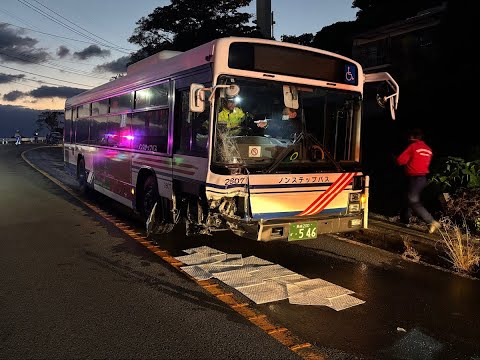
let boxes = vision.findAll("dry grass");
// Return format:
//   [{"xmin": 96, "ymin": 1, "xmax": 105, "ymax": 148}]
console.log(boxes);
[
  {"xmin": 401, "ymin": 235, "xmax": 421, "ymax": 262},
  {"xmin": 437, "ymin": 217, "xmax": 480, "ymax": 273}
]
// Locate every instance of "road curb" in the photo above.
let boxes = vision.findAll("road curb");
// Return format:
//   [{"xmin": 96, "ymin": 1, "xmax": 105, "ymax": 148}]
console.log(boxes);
[{"xmin": 348, "ymin": 217, "xmax": 450, "ymax": 268}]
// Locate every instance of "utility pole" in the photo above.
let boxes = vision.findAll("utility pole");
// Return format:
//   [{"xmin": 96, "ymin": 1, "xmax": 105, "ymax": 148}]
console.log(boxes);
[{"xmin": 256, "ymin": 0, "xmax": 272, "ymax": 39}]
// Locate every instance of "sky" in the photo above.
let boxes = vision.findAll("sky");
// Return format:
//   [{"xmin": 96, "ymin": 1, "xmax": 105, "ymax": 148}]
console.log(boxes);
[{"xmin": 0, "ymin": 0, "xmax": 357, "ymax": 137}]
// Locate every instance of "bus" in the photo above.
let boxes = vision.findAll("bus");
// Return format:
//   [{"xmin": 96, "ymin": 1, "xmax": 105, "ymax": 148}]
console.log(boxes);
[{"xmin": 64, "ymin": 37, "xmax": 399, "ymax": 241}]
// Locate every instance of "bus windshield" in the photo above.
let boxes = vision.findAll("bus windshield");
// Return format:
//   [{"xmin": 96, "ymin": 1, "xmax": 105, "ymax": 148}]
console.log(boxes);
[{"xmin": 213, "ymin": 76, "xmax": 362, "ymax": 173}]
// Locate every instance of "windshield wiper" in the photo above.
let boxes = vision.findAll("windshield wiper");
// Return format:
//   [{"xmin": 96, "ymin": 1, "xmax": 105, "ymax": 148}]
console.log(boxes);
[
  {"xmin": 263, "ymin": 132, "xmax": 305, "ymax": 174},
  {"xmin": 263, "ymin": 132, "xmax": 343, "ymax": 174}
]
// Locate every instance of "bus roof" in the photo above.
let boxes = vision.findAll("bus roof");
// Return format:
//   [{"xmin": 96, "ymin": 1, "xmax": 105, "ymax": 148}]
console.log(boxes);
[{"xmin": 65, "ymin": 37, "xmax": 361, "ymax": 108}]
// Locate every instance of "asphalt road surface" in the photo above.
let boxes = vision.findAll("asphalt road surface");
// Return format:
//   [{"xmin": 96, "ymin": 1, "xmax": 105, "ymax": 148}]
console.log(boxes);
[{"xmin": 1, "ymin": 144, "xmax": 479, "ymax": 360}]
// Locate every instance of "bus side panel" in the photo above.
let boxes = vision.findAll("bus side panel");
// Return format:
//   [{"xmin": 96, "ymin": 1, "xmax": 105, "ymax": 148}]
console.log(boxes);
[
  {"xmin": 172, "ymin": 155, "xmax": 208, "ymax": 195},
  {"xmin": 63, "ymin": 143, "xmax": 77, "ymax": 177},
  {"xmin": 105, "ymin": 148, "xmax": 134, "ymax": 202},
  {"xmin": 132, "ymin": 153, "xmax": 173, "ymax": 199}
]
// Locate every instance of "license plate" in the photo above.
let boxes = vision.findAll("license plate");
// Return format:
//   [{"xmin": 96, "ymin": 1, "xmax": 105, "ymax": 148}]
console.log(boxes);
[{"xmin": 288, "ymin": 221, "xmax": 318, "ymax": 241}]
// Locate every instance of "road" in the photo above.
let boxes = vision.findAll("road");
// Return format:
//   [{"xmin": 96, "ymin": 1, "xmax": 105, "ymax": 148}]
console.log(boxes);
[{"xmin": 1, "ymin": 144, "xmax": 479, "ymax": 360}]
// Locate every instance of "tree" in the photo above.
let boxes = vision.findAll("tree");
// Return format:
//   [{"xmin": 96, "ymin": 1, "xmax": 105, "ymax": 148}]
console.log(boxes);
[
  {"xmin": 352, "ymin": 0, "xmax": 446, "ymax": 28},
  {"xmin": 310, "ymin": 21, "xmax": 359, "ymax": 57},
  {"xmin": 36, "ymin": 111, "xmax": 64, "ymax": 133},
  {"xmin": 110, "ymin": 74, "xmax": 125, "ymax": 81},
  {"xmin": 128, "ymin": 0, "xmax": 263, "ymax": 64},
  {"xmin": 281, "ymin": 33, "xmax": 314, "ymax": 47}
]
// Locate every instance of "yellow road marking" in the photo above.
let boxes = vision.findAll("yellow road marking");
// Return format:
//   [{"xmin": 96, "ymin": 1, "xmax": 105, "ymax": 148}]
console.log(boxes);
[{"xmin": 21, "ymin": 146, "xmax": 326, "ymax": 360}]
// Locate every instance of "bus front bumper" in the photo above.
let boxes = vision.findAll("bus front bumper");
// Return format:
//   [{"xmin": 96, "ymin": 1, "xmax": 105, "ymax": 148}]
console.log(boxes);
[{"xmin": 229, "ymin": 214, "xmax": 364, "ymax": 242}]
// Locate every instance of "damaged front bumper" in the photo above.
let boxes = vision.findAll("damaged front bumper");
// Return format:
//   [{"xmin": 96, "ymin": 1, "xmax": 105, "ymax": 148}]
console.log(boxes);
[{"xmin": 227, "ymin": 213, "xmax": 364, "ymax": 241}]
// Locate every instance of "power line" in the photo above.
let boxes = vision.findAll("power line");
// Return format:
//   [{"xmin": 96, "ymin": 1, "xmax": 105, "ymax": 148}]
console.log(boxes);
[
  {"xmin": 0, "ymin": 22, "xmax": 123, "ymax": 68},
  {"xmin": 0, "ymin": 6, "xmax": 42, "ymax": 30},
  {"xmin": 17, "ymin": 0, "xmax": 131, "ymax": 54},
  {"xmin": 1, "ymin": 78, "xmax": 38, "ymax": 89},
  {"xmin": 0, "ymin": 21, "xmax": 133, "ymax": 53},
  {"xmin": 3, "ymin": 75, "xmax": 90, "ymax": 89},
  {"xmin": 0, "ymin": 51, "xmax": 111, "ymax": 80},
  {"xmin": 29, "ymin": 0, "xmax": 134, "ymax": 52},
  {"xmin": 0, "ymin": 64, "xmax": 94, "ymax": 87}
]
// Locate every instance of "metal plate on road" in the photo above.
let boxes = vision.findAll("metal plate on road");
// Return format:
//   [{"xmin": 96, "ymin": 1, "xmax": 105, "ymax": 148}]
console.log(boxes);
[{"xmin": 288, "ymin": 221, "xmax": 317, "ymax": 241}]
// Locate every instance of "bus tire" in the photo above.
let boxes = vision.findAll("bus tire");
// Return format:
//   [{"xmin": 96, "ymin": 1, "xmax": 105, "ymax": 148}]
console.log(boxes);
[
  {"xmin": 141, "ymin": 175, "xmax": 174, "ymax": 235},
  {"xmin": 77, "ymin": 158, "xmax": 88, "ymax": 195}
]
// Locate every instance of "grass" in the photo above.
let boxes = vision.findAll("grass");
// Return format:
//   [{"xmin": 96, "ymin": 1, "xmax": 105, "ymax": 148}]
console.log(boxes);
[
  {"xmin": 401, "ymin": 235, "xmax": 421, "ymax": 262},
  {"xmin": 437, "ymin": 217, "xmax": 480, "ymax": 274}
]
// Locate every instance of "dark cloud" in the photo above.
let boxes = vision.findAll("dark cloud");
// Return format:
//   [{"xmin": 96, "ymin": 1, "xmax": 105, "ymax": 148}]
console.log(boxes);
[
  {"xmin": 3, "ymin": 90, "xmax": 26, "ymax": 101},
  {"xmin": 2, "ymin": 86, "xmax": 85, "ymax": 102},
  {"xmin": 56, "ymin": 45, "xmax": 70, "ymax": 58},
  {"xmin": 0, "ymin": 23, "xmax": 50, "ymax": 63},
  {"xmin": 28, "ymin": 86, "xmax": 85, "ymax": 99},
  {"xmin": 0, "ymin": 73, "xmax": 25, "ymax": 84},
  {"xmin": 94, "ymin": 56, "xmax": 130, "ymax": 74},
  {"xmin": 73, "ymin": 45, "xmax": 110, "ymax": 60}
]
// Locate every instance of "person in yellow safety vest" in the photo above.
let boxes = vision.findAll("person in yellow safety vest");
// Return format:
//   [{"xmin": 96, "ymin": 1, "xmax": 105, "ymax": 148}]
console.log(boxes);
[{"xmin": 217, "ymin": 98, "xmax": 246, "ymax": 136}]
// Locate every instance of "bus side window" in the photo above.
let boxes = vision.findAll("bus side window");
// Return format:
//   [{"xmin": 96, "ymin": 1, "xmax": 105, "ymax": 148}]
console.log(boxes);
[
  {"xmin": 175, "ymin": 89, "xmax": 209, "ymax": 157},
  {"xmin": 64, "ymin": 109, "xmax": 72, "ymax": 143},
  {"xmin": 192, "ymin": 98, "xmax": 209, "ymax": 154},
  {"xmin": 89, "ymin": 116, "xmax": 108, "ymax": 146},
  {"xmin": 131, "ymin": 109, "xmax": 169, "ymax": 153},
  {"xmin": 76, "ymin": 117, "xmax": 89, "ymax": 144},
  {"xmin": 177, "ymin": 90, "xmax": 191, "ymax": 153}
]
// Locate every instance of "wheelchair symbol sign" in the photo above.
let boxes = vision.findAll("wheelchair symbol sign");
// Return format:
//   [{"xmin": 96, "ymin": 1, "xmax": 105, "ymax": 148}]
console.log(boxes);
[{"xmin": 344, "ymin": 65, "xmax": 357, "ymax": 84}]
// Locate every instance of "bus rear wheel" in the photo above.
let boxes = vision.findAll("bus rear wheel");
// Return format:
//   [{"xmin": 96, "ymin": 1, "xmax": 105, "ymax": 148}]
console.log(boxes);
[
  {"xmin": 141, "ymin": 175, "xmax": 174, "ymax": 236},
  {"xmin": 77, "ymin": 158, "xmax": 88, "ymax": 195}
]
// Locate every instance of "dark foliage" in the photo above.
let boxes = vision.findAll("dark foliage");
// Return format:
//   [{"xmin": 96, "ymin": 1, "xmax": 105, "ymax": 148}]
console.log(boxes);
[
  {"xmin": 128, "ymin": 0, "xmax": 263, "ymax": 64},
  {"xmin": 36, "ymin": 111, "xmax": 64, "ymax": 133}
]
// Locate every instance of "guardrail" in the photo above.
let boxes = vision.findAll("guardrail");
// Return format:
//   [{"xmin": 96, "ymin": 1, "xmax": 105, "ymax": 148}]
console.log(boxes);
[{"xmin": 1, "ymin": 137, "xmax": 47, "ymax": 144}]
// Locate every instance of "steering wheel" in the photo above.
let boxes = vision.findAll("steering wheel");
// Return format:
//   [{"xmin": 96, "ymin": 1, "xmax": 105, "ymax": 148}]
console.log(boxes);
[{"xmin": 310, "ymin": 145, "xmax": 325, "ymax": 161}]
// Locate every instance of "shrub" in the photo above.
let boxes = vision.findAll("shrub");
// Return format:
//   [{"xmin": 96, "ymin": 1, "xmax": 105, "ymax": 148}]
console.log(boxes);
[
  {"xmin": 429, "ymin": 157, "xmax": 480, "ymax": 233},
  {"xmin": 438, "ymin": 217, "xmax": 480, "ymax": 274},
  {"xmin": 429, "ymin": 157, "xmax": 480, "ymax": 192}
]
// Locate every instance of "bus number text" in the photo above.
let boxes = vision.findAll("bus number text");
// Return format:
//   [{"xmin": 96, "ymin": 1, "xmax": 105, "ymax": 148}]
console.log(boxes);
[{"xmin": 224, "ymin": 177, "xmax": 246, "ymax": 186}]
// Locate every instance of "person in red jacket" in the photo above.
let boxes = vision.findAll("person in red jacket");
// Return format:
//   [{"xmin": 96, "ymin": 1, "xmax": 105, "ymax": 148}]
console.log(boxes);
[{"xmin": 396, "ymin": 128, "xmax": 441, "ymax": 233}]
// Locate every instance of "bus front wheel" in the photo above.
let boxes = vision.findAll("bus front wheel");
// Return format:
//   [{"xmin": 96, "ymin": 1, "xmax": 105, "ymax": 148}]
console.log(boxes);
[{"xmin": 141, "ymin": 175, "xmax": 174, "ymax": 236}]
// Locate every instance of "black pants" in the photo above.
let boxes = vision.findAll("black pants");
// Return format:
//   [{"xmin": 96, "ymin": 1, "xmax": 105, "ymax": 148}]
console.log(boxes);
[{"xmin": 400, "ymin": 175, "xmax": 434, "ymax": 224}]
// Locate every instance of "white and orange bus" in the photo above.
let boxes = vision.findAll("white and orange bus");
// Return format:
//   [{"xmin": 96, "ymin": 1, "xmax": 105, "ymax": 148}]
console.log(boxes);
[{"xmin": 64, "ymin": 37, "xmax": 399, "ymax": 241}]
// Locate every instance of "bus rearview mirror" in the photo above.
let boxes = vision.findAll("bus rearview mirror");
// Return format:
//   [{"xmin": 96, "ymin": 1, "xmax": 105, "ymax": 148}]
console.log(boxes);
[
  {"xmin": 283, "ymin": 85, "xmax": 299, "ymax": 109},
  {"xmin": 364, "ymin": 72, "xmax": 399, "ymax": 121},
  {"xmin": 190, "ymin": 83, "xmax": 205, "ymax": 113}
]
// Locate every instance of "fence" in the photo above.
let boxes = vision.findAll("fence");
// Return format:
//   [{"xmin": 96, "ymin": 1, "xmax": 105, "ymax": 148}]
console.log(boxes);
[{"xmin": 1, "ymin": 137, "xmax": 47, "ymax": 144}]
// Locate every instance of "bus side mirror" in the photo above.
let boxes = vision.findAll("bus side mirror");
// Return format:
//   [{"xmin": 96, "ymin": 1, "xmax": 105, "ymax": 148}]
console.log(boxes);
[
  {"xmin": 365, "ymin": 72, "xmax": 399, "ymax": 121},
  {"xmin": 190, "ymin": 83, "xmax": 205, "ymax": 113},
  {"xmin": 283, "ymin": 85, "xmax": 299, "ymax": 110}
]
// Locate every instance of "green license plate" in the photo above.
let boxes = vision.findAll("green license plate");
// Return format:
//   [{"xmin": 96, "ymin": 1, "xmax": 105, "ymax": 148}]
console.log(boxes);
[{"xmin": 288, "ymin": 222, "xmax": 318, "ymax": 241}]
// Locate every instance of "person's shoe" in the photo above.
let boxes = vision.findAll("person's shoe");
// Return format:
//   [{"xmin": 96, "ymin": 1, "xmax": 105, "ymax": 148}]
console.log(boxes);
[{"xmin": 428, "ymin": 220, "xmax": 441, "ymax": 234}]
